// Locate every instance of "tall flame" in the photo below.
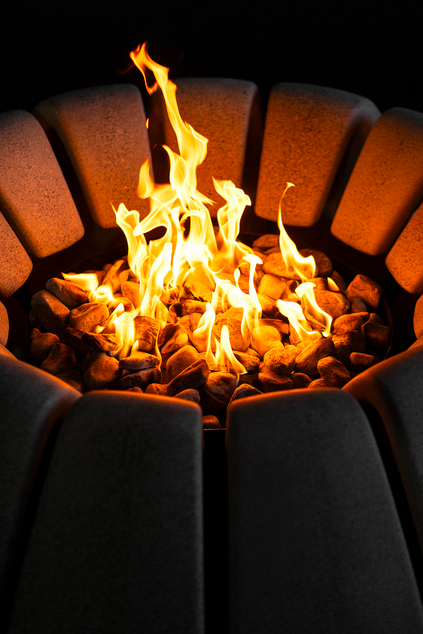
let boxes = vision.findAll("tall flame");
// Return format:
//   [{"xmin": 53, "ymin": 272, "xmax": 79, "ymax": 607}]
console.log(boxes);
[{"xmin": 64, "ymin": 43, "xmax": 333, "ymax": 378}]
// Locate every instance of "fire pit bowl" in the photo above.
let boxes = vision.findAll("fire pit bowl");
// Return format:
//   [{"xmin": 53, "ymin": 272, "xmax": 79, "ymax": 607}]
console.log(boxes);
[{"xmin": 2, "ymin": 76, "xmax": 423, "ymax": 633}]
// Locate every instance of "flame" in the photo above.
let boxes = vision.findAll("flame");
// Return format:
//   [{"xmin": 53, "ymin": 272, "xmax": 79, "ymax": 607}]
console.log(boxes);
[
  {"xmin": 295, "ymin": 282, "xmax": 332, "ymax": 337},
  {"xmin": 278, "ymin": 184, "xmax": 316, "ymax": 281},
  {"xmin": 63, "ymin": 42, "xmax": 336, "ymax": 382},
  {"xmin": 276, "ymin": 299, "xmax": 320, "ymax": 345}
]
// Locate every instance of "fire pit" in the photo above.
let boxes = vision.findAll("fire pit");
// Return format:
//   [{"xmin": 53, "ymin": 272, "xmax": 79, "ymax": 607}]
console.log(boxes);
[{"xmin": 1, "ymin": 43, "xmax": 423, "ymax": 633}]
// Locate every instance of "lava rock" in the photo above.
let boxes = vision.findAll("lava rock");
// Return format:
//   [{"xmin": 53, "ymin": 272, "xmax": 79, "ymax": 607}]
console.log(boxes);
[
  {"xmin": 349, "ymin": 352, "xmax": 377, "ymax": 373},
  {"xmin": 262, "ymin": 252, "xmax": 298, "ymax": 279},
  {"xmin": 121, "ymin": 280, "xmax": 141, "ymax": 309},
  {"xmin": 166, "ymin": 345, "xmax": 200, "ymax": 381},
  {"xmin": 299, "ymin": 248, "xmax": 333, "ymax": 277},
  {"xmin": 117, "ymin": 366, "xmax": 160, "ymax": 390},
  {"xmin": 332, "ymin": 330, "xmax": 366, "ymax": 354},
  {"xmin": 202, "ymin": 415, "xmax": 221, "ymax": 429},
  {"xmin": 252, "ymin": 234, "xmax": 279, "ymax": 249},
  {"xmin": 102, "ymin": 258, "xmax": 128, "ymax": 292},
  {"xmin": 46, "ymin": 277, "xmax": 89, "ymax": 309},
  {"xmin": 228, "ymin": 383, "xmax": 263, "ymax": 403},
  {"xmin": 199, "ymin": 371, "xmax": 237, "ymax": 414},
  {"xmin": 238, "ymin": 372, "xmax": 261, "ymax": 389},
  {"xmin": 317, "ymin": 356, "xmax": 351, "ymax": 387},
  {"xmin": 161, "ymin": 325, "xmax": 189, "ymax": 355},
  {"xmin": 345, "ymin": 274, "xmax": 381, "ymax": 312},
  {"xmin": 40, "ymin": 342, "xmax": 76, "ymax": 375},
  {"xmin": 350, "ymin": 296, "xmax": 369, "ymax": 313},
  {"xmin": 258, "ymin": 294, "xmax": 279, "ymax": 317},
  {"xmin": 260, "ymin": 345, "xmax": 298, "ymax": 375},
  {"xmin": 145, "ymin": 383, "xmax": 168, "ymax": 396},
  {"xmin": 134, "ymin": 315, "xmax": 160, "ymax": 352},
  {"xmin": 82, "ymin": 332, "xmax": 122, "ymax": 354},
  {"xmin": 233, "ymin": 351, "xmax": 261, "ymax": 372},
  {"xmin": 59, "ymin": 327, "xmax": 92, "ymax": 362},
  {"xmin": 259, "ymin": 318, "xmax": 289, "ymax": 337},
  {"xmin": 290, "ymin": 372, "xmax": 312, "ymax": 389},
  {"xmin": 31, "ymin": 290, "xmax": 70, "ymax": 333},
  {"xmin": 180, "ymin": 300, "xmax": 207, "ymax": 315},
  {"xmin": 258, "ymin": 274, "xmax": 287, "ymax": 300},
  {"xmin": 332, "ymin": 339, "xmax": 351, "ymax": 366},
  {"xmin": 69, "ymin": 302, "xmax": 109, "ymax": 332},
  {"xmin": 308, "ymin": 378, "xmax": 330, "ymax": 389},
  {"xmin": 174, "ymin": 388, "xmax": 201, "ymax": 403},
  {"xmin": 369, "ymin": 313, "xmax": 385, "ymax": 325},
  {"xmin": 312, "ymin": 289, "xmax": 350, "ymax": 319},
  {"xmin": 258, "ymin": 372, "xmax": 293, "ymax": 392},
  {"xmin": 362, "ymin": 322, "xmax": 391, "ymax": 354},
  {"xmin": 213, "ymin": 317, "xmax": 249, "ymax": 352},
  {"xmin": 30, "ymin": 331, "xmax": 60, "ymax": 363},
  {"xmin": 308, "ymin": 277, "xmax": 328, "ymax": 290},
  {"xmin": 119, "ymin": 351, "xmax": 160, "ymax": 372},
  {"xmin": 332, "ymin": 312, "xmax": 369, "ymax": 335},
  {"xmin": 294, "ymin": 337, "xmax": 336, "ymax": 377},
  {"xmin": 83, "ymin": 353, "xmax": 121, "ymax": 389},
  {"xmin": 251, "ymin": 325, "xmax": 282, "ymax": 357},
  {"xmin": 167, "ymin": 359, "xmax": 210, "ymax": 396}
]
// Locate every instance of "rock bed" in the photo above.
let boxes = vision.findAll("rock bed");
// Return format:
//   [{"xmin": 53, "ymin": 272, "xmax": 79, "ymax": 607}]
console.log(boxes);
[{"xmin": 28, "ymin": 234, "xmax": 391, "ymax": 428}]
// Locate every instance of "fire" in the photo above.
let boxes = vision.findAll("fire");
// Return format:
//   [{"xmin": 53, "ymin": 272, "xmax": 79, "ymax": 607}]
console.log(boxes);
[{"xmin": 64, "ymin": 42, "xmax": 332, "ymax": 381}]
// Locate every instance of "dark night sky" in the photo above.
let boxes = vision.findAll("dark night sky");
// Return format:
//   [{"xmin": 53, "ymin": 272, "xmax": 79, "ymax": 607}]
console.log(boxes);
[{"xmin": 0, "ymin": 2, "xmax": 421, "ymax": 118}]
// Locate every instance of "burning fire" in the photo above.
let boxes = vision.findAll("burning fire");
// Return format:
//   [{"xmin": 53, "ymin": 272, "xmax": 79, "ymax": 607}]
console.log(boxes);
[{"xmin": 63, "ymin": 42, "xmax": 332, "ymax": 380}]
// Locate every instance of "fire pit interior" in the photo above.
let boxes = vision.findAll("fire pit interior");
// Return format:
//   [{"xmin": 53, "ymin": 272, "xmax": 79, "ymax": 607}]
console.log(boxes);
[{"xmin": 2, "ymin": 41, "xmax": 423, "ymax": 633}]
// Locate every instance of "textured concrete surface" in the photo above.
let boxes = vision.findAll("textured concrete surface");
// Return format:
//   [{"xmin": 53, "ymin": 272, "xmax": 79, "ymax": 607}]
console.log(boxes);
[
  {"xmin": 0, "ymin": 301, "xmax": 9, "ymax": 346},
  {"xmin": 151, "ymin": 78, "xmax": 262, "ymax": 216},
  {"xmin": 227, "ymin": 389, "xmax": 423, "ymax": 634},
  {"xmin": 0, "ymin": 110, "xmax": 84, "ymax": 258},
  {"xmin": 0, "ymin": 356, "xmax": 80, "ymax": 630},
  {"xmin": 345, "ymin": 346, "xmax": 423, "ymax": 559},
  {"xmin": 332, "ymin": 108, "xmax": 423, "ymax": 255},
  {"xmin": 0, "ymin": 211, "xmax": 32, "ymax": 298},
  {"xmin": 386, "ymin": 200, "xmax": 423, "ymax": 293},
  {"xmin": 9, "ymin": 391, "xmax": 204, "ymax": 634},
  {"xmin": 408, "ymin": 334, "xmax": 423, "ymax": 350},
  {"xmin": 34, "ymin": 85, "xmax": 152, "ymax": 228},
  {"xmin": 414, "ymin": 294, "xmax": 423, "ymax": 338},
  {"xmin": 254, "ymin": 83, "xmax": 379, "ymax": 225}
]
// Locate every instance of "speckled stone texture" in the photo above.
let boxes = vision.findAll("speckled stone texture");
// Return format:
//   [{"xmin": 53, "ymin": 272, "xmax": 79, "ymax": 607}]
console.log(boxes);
[
  {"xmin": 0, "ymin": 212, "xmax": 32, "ymax": 297},
  {"xmin": 0, "ymin": 356, "xmax": 80, "ymax": 630},
  {"xmin": 254, "ymin": 84, "xmax": 379, "ymax": 225},
  {"xmin": 331, "ymin": 108, "xmax": 423, "ymax": 255},
  {"xmin": 414, "ymin": 294, "xmax": 423, "ymax": 338},
  {"xmin": 9, "ymin": 391, "xmax": 204, "ymax": 634},
  {"xmin": 0, "ymin": 110, "xmax": 84, "ymax": 258},
  {"xmin": 345, "ymin": 346, "xmax": 423, "ymax": 554},
  {"xmin": 386, "ymin": 200, "xmax": 423, "ymax": 293},
  {"xmin": 409, "ymin": 335, "xmax": 423, "ymax": 350},
  {"xmin": 150, "ymin": 78, "xmax": 262, "ymax": 216},
  {"xmin": 227, "ymin": 390, "xmax": 423, "ymax": 634},
  {"xmin": 34, "ymin": 85, "xmax": 152, "ymax": 228},
  {"xmin": 0, "ymin": 302, "xmax": 9, "ymax": 346}
]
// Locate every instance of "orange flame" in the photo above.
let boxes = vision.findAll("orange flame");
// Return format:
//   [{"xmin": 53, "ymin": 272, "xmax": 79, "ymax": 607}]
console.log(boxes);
[
  {"xmin": 278, "ymin": 184, "xmax": 316, "ymax": 281},
  {"xmin": 63, "ymin": 43, "xmax": 334, "ymax": 377}
]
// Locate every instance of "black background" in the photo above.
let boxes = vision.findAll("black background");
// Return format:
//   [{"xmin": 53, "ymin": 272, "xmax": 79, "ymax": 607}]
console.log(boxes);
[{"xmin": 0, "ymin": 1, "xmax": 421, "ymax": 117}]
